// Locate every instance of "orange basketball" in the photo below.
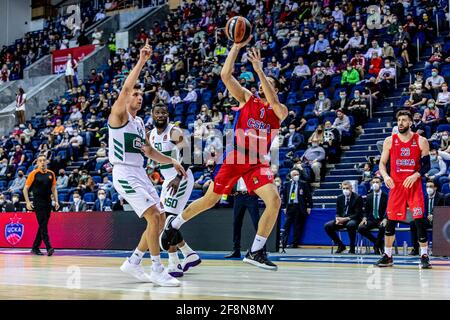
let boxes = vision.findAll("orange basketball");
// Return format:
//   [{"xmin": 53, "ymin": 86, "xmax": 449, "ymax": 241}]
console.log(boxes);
[{"xmin": 225, "ymin": 16, "xmax": 252, "ymax": 44}]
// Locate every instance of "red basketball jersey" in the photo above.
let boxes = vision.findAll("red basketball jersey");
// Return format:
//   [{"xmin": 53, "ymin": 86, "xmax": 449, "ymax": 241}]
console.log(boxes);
[
  {"xmin": 389, "ymin": 133, "xmax": 422, "ymax": 182},
  {"xmin": 234, "ymin": 95, "xmax": 281, "ymax": 158}
]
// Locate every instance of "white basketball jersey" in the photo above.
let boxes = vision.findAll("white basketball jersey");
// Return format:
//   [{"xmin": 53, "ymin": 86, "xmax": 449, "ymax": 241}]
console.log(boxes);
[
  {"xmin": 108, "ymin": 112, "xmax": 146, "ymax": 168},
  {"xmin": 149, "ymin": 123, "xmax": 181, "ymax": 179}
]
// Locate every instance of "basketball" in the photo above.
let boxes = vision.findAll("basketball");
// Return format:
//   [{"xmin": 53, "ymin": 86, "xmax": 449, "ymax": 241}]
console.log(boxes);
[{"xmin": 225, "ymin": 16, "xmax": 252, "ymax": 44}]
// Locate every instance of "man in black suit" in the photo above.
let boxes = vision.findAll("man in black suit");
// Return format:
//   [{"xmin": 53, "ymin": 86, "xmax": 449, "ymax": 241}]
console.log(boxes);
[
  {"xmin": 409, "ymin": 180, "xmax": 445, "ymax": 255},
  {"xmin": 324, "ymin": 180, "xmax": 363, "ymax": 253},
  {"xmin": 281, "ymin": 169, "xmax": 313, "ymax": 249},
  {"xmin": 68, "ymin": 191, "xmax": 88, "ymax": 212},
  {"xmin": 358, "ymin": 177, "xmax": 388, "ymax": 254}
]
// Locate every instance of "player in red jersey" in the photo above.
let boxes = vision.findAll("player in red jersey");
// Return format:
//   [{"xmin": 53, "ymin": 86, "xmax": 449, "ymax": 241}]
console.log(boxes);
[
  {"xmin": 160, "ymin": 36, "xmax": 288, "ymax": 270},
  {"xmin": 375, "ymin": 110, "xmax": 432, "ymax": 269}
]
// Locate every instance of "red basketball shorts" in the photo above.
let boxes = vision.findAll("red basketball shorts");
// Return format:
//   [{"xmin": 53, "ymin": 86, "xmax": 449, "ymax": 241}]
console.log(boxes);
[
  {"xmin": 386, "ymin": 179, "xmax": 425, "ymax": 221},
  {"xmin": 213, "ymin": 151, "xmax": 274, "ymax": 195}
]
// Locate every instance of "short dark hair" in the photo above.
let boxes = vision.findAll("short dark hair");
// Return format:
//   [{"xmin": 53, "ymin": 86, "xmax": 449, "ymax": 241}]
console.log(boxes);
[
  {"xmin": 426, "ymin": 180, "xmax": 437, "ymax": 187},
  {"xmin": 152, "ymin": 103, "xmax": 168, "ymax": 112},
  {"xmin": 396, "ymin": 110, "xmax": 413, "ymax": 121},
  {"xmin": 267, "ymin": 76, "xmax": 280, "ymax": 91},
  {"xmin": 133, "ymin": 84, "xmax": 142, "ymax": 91}
]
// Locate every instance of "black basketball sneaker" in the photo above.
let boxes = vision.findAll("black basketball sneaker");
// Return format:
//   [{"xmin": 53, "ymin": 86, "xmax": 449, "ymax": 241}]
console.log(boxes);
[
  {"xmin": 159, "ymin": 215, "xmax": 182, "ymax": 251},
  {"xmin": 243, "ymin": 249, "xmax": 278, "ymax": 271},
  {"xmin": 420, "ymin": 254, "xmax": 432, "ymax": 269},
  {"xmin": 374, "ymin": 254, "xmax": 394, "ymax": 267}
]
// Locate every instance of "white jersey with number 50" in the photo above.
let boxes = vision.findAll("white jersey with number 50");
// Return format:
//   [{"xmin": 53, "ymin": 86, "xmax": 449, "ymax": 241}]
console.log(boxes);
[{"xmin": 149, "ymin": 123, "xmax": 181, "ymax": 179}]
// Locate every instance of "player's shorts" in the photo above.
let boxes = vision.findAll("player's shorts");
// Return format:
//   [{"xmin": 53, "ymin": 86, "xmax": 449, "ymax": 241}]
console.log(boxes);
[
  {"xmin": 386, "ymin": 179, "xmax": 425, "ymax": 221},
  {"xmin": 160, "ymin": 169, "xmax": 194, "ymax": 216},
  {"xmin": 213, "ymin": 150, "xmax": 274, "ymax": 195},
  {"xmin": 113, "ymin": 164, "xmax": 163, "ymax": 218}
]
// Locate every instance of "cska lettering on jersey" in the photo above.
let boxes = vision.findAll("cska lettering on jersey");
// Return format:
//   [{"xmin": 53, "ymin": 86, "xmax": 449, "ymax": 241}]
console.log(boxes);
[{"xmin": 247, "ymin": 118, "xmax": 271, "ymax": 132}]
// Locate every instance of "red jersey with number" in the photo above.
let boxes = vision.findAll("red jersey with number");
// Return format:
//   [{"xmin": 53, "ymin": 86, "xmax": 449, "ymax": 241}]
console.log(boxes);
[
  {"xmin": 389, "ymin": 133, "xmax": 422, "ymax": 182},
  {"xmin": 234, "ymin": 95, "xmax": 280, "ymax": 159}
]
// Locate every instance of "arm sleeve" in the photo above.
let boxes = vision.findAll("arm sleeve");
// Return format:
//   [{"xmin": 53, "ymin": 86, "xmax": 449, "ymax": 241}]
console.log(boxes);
[{"xmin": 25, "ymin": 170, "xmax": 36, "ymax": 188}]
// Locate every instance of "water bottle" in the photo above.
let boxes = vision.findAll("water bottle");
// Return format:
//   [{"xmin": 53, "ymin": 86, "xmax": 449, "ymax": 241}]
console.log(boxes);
[{"xmin": 403, "ymin": 241, "xmax": 408, "ymax": 256}]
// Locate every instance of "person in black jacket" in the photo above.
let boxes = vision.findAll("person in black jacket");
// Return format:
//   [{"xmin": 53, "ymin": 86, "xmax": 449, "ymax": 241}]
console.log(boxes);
[
  {"xmin": 358, "ymin": 177, "xmax": 388, "ymax": 254},
  {"xmin": 409, "ymin": 180, "xmax": 445, "ymax": 255},
  {"xmin": 324, "ymin": 180, "xmax": 363, "ymax": 253},
  {"xmin": 281, "ymin": 169, "xmax": 313, "ymax": 249}
]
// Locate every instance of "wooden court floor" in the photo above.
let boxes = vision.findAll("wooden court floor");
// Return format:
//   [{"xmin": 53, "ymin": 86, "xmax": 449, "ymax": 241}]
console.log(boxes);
[{"xmin": 0, "ymin": 250, "xmax": 449, "ymax": 300}]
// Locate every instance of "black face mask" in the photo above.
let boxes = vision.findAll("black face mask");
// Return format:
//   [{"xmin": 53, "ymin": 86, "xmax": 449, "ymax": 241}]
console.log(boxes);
[{"xmin": 18, "ymin": 174, "xmax": 23, "ymax": 178}]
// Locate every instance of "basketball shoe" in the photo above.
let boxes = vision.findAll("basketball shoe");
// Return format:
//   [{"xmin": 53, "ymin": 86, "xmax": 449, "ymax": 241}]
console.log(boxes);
[
  {"xmin": 168, "ymin": 263, "xmax": 184, "ymax": 278},
  {"xmin": 120, "ymin": 259, "xmax": 152, "ymax": 282},
  {"xmin": 159, "ymin": 215, "xmax": 182, "ymax": 251},
  {"xmin": 150, "ymin": 268, "xmax": 181, "ymax": 287},
  {"xmin": 181, "ymin": 253, "xmax": 202, "ymax": 272},
  {"xmin": 374, "ymin": 254, "xmax": 394, "ymax": 267},
  {"xmin": 243, "ymin": 249, "xmax": 278, "ymax": 271},
  {"xmin": 420, "ymin": 254, "xmax": 432, "ymax": 269}
]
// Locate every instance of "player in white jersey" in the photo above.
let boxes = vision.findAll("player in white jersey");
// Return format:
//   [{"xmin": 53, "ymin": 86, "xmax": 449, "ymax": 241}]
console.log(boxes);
[
  {"xmin": 108, "ymin": 40, "xmax": 186, "ymax": 287},
  {"xmin": 149, "ymin": 104, "xmax": 201, "ymax": 277}
]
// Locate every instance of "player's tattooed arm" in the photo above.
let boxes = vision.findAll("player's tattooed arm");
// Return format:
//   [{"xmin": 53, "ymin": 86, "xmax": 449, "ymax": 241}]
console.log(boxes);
[{"xmin": 379, "ymin": 136, "xmax": 394, "ymax": 189}]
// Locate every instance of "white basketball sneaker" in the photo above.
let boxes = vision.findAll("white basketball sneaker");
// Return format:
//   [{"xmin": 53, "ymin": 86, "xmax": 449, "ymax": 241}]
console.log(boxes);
[
  {"xmin": 120, "ymin": 259, "xmax": 152, "ymax": 282},
  {"xmin": 181, "ymin": 253, "xmax": 202, "ymax": 272},
  {"xmin": 168, "ymin": 263, "xmax": 184, "ymax": 278},
  {"xmin": 150, "ymin": 268, "xmax": 181, "ymax": 287}
]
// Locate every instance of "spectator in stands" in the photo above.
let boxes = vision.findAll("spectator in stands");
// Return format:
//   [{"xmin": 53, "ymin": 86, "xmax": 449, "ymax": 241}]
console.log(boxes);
[
  {"xmin": 52, "ymin": 119, "xmax": 65, "ymax": 143},
  {"xmin": 56, "ymin": 169, "xmax": 68, "ymax": 190},
  {"xmin": 425, "ymin": 68, "xmax": 445, "ymax": 98},
  {"xmin": 183, "ymin": 85, "xmax": 198, "ymax": 103},
  {"xmin": 7, "ymin": 171, "xmax": 26, "ymax": 195},
  {"xmin": 0, "ymin": 158, "xmax": 14, "ymax": 182},
  {"xmin": 348, "ymin": 89, "xmax": 368, "ymax": 130},
  {"xmin": 324, "ymin": 181, "xmax": 363, "ymax": 254},
  {"xmin": 314, "ymin": 91, "xmax": 332, "ymax": 121},
  {"xmin": 376, "ymin": 59, "xmax": 396, "ymax": 95},
  {"xmin": 194, "ymin": 159, "xmax": 215, "ymax": 193},
  {"xmin": 284, "ymin": 124, "xmax": 303, "ymax": 151},
  {"xmin": 308, "ymin": 125, "xmax": 325, "ymax": 145},
  {"xmin": 69, "ymin": 190, "xmax": 88, "ymax": 212},
  {"xmin": 382, "ymin": 41, "xmax": 395, "ymax": 60},
  {"xmin": 239, "ymin": 65, "xmax": 255, "ymax": 84},
  {"xmin": 301, "ymin": 138, "xmax": 325, "ymax": 186},
  {"xmin": 0, "ymin": 193, "xmax": 15, "ymax": 212},
  {"xmin": 409, "ymin": 180, "xmax": 445, "ymax": 255},
  {"xmin": 332, "ymin": 109, "xmax": 351, "ymax": 135},
  {"xmin": 425, "ymin": 149, "xmax": 447, "ymax": 184},
  {"xmin": 94, "ymin": 10, "xmax": 106, "ymax": 22},
  {"xmin": 10, "ymin": 145, "xmax": 25, "ymax": 168},
  {"xmin": 332, "ymin": 93, "xmax": 350, "ymax": 114},
  {"xmin": 350, "ymin": 51, "xmax": 365, "ymax": 78},
  {"xmin": 358, "ymin": 176, "xmax": 388, "ymax": 254},
  {"xmin": 15, "ymin": 88, "xmax": 27, "ymax": 125},
  {"xmin": 409, "ymin": 87, "xmax": 427, "ymax": 110},
  {"xmin": 1, "ymin": 64, "xmax": 10, "ymax": 84},
  {"xmin": 85, "ymin": 115, "xmax": 100, "ymax": 147},
  {"xmin": 292, "ymin": 57, "xmax": 311, "ymax": 80},
  {"xmin": 411, "ymin": 112, "xmax": 426, "ymax": 136},
  {"xmin": 422, "ymin": 99, "xmax": 441, "ymax": 132},
  {"xmin": 436, "ymin": 83, "xmax": 450, "ymax": 109},
  {"xmin": 341, "ymin": 64, "xmax": 360, "ymax": 87},
  {"xmin": 368, "ymin": 52, "xmax": 383, "ymax": 76},
  {"xmin": 11, "ymin": 193, "xmax": 24, "ymax": 212},
  {"xmin": 93, "ymin": 189, "xmax": 112, "ymax": 211}
]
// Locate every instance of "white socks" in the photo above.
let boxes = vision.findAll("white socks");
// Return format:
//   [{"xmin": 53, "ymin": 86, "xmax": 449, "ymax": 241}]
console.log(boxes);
[
  {"xmin": 151, "ymin": 255, "xmax": 164, "ymax": 273},
  {"xmin": 251, "ymin": 235, "xmax": 267, "ymax": 253},
  {"xmin": 171, "ymin": 215, "xmax": 186, "ymax": 230},
  {"xmin": 420, "ymin": 246, "xmax": 428, "ymax": 256},
  {"xmin": 168, "ymin": 252, "xmax": 180, "ymax": 265},
  {"xmin": 385, "ymin": 247, "xmax": 393, "ymax": 257},
  {"xmin": 129, "ymin": 248, "xmax": 145, "ymax": 265},
  {"xmin": 179, "ymin": 243, "xmax": 195, "ymax": 258}
]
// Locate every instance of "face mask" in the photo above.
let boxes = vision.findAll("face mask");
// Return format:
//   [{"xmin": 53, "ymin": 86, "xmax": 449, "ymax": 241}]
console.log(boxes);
[
  {"xmin": 319, "ymin": 96, "xmax": 325, "ymax": 100},
  {"xmin": 443, "ymin": 87, "xmax": 448, "ymax": 91},
  {"xmin": 340, "ymin": 95, "xmax": 346, "ymax": 99},
  {"xmin": 0, "ymin": 200, "xmax": 4, "ymax": 204},
  {"xmin": 414, "ymin": 119, "xmax": 420, "ymax": 123},
  {"xmin": 354, "ymin": 94, "xmax": 360, "ymax": 99},
  {"xmin": 289, "ymin": 129, "xmax": 295, "ymax": 134},
  {"xmin": 52, "ymin": 201, "xmax": 56, "ymax": 207},
  {"xmin": 312, "ymin": 143, "xmax": 318, "ymax": 147},
  {"xmin": 292, "ymin": 175, "xmax": 300, "ymax": 182},
  {"xmin": 442, "ymin": 135, "xmax": 449, "ymax": 140},
  {"xmin": 73, "ymin": 197, "xmax": 80, "ymax": 203},
  {"xmin": 283, "ymin": 54, "xmax": 288, "ymax": 58},
  {"xmin": 343, "ymin": 189, "xmax": 351, "ymax": 197},
  {"xmin": 385, "ymin": 64, "xmax": 390, "ymax": 68},
  {"xmin": 98, "ymin": 195, "xmax": 106, "ymax": 200},
  {"xmin": 428, "ymin": 104, "xmax": 435, "ymax": 108},
  {"xmin": 432, "ymin": 72, "xmax": 437, "ymax": 77},
  {"xmin": 18, "ymin": 174, "xmax": 23, "ymax": 178},
  {"xmin": 372, "ymin": 183, "xmax": 380, "ymax": 191},
  {"xmin": 12, "ymin": 198, "xmax": 19, "ymax": 203},
  {"xmin": 426, "ymin": 188, "xmax": 434, "ymax": 196},
  {"xmin": 275, "ymin": 181, "xmax": 281, "ymax": 187},
  {"xmin": 430, "ymin": 155, "xmax": 437, "ymax": 161}
]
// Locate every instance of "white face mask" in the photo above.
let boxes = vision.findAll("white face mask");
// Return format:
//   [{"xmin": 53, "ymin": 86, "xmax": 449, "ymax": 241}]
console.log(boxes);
[
  {"xmin": 292, "ymin": 175, "xmax": 300, "ymax": 182},
  {"xmin": 372, "ymin": 183, "xmax": 380, "ymax": 191},
  {"xmin": 442, "ymin": 135, "xmax": 449, "ymax": 140},
  {"xmin": 426, "ymin": 188, "xmax": 435, "ymax": 196},
  {"xmin": 275, "ymin": 181, "xmax": 281, "ymax": 187},
  {"xmin": 12, "ymin": 198, "xmax": 19, "ymax": 203},
  {"xmin": 98, "ymin": 195, "xmax": 106, "ymax": 200},
  {"xmin": 343, "ymin": 189, "xmax": 351, "ymax": 197},
  {"xmin": 289, "ymin": 129, "xmax": 295, "ymax": 134},
  {"xmin": 73, "ymin": 197, "xmax": 80, "ymax": 203}
]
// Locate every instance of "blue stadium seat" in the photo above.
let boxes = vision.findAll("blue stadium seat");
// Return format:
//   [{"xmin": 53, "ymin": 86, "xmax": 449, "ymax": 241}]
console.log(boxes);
[
  {"xmin": 442, "ymin": 184, "xmax": 450, "ymax": 195},
  {"xmin": 305, "ymin": 118, "xmax": 319, "ymax": 131},
  {"xmin": 437, "ymin": 124, "xmax": 450, "ymax": 133},
  {"xmin": 191, "ymin": 189, "xmax": 203, "ymax": 201},
  {"xmin": 83, "ymin": 192, "xmax": 96, "ymax": 202},
  {"xmin": 92, "ymin": 176, "xmax": 102, "ymax": 184}
]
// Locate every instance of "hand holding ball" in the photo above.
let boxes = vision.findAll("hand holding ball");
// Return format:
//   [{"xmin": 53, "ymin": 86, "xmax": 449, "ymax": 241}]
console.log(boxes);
[{"xmin": 225, "ymin": 16, "xmax": 252, "ymax": 45}]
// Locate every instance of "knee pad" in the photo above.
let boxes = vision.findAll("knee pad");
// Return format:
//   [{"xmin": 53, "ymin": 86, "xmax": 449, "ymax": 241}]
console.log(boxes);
[
  {"xmin": 414, "ymin": 219, "xmax": 428, "ymax": 243},
  {"xmin": 385, "ymin": 220, "xmax": 397, "ymax": 236}
]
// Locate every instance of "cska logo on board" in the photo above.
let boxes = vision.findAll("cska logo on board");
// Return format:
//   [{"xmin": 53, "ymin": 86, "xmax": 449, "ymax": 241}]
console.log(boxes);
[{"xmin": 5, "ymin": 215, "xmax": 24, "ymax": 246}]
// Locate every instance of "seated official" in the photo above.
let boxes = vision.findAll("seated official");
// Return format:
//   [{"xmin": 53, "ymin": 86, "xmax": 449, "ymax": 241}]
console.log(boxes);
[
  {"xmin": 358, "ymin": 177, "xmax": 388, "ymax": 254},
  {"xmin": 324, "ymin": 181, "xmax": 363, "ymax": 254},
  {"xmin": 68, "ymin": 191, "xmax": 88, "ymax": 212},
  {"xmin": 409, "ymin": 180, "xmax": 445, "ymax": 255},
  {"xmin": 92, "ymin": 189, "xmax": 113, "ymax": 211}
]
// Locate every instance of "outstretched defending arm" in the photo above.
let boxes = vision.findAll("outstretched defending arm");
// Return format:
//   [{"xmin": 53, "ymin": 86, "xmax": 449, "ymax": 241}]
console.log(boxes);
[
  {"xmin": 109, "ymin": 39, "xmax": 152, "ymax": 127},
  {"xmin": 220, "ymin": 37, "xmax": 253, "ymax": 105}
]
